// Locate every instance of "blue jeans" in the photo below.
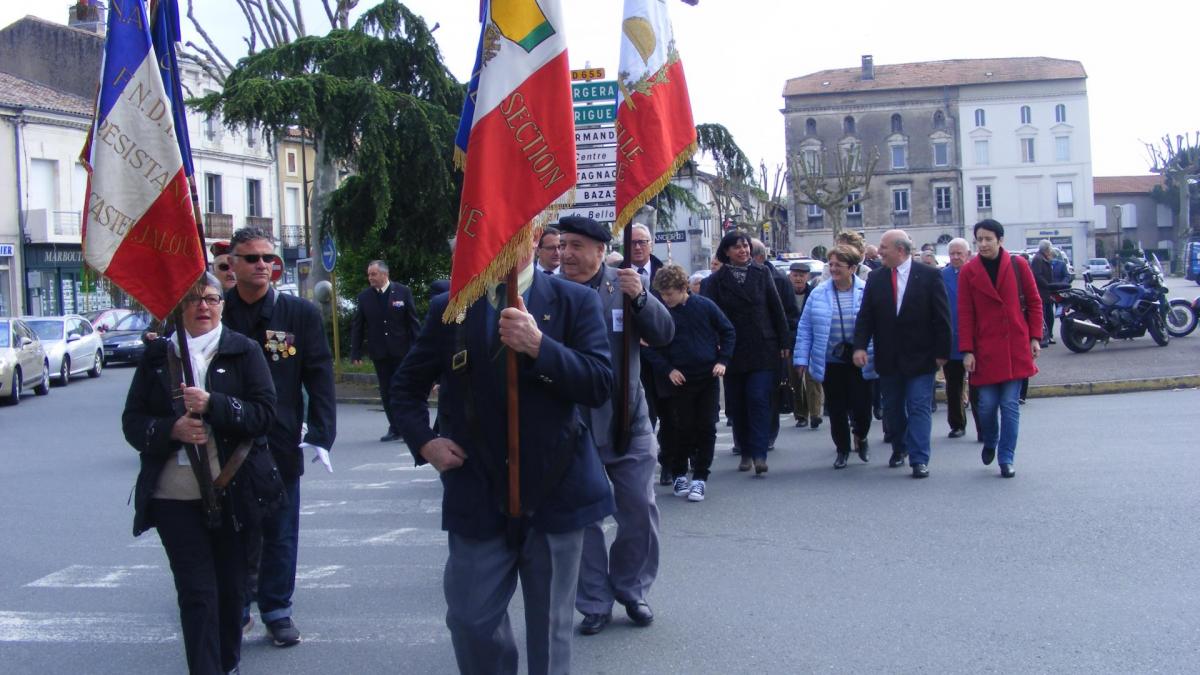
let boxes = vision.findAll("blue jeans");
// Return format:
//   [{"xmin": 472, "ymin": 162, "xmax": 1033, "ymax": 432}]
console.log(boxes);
[
  {"xmin": 975, "ymin": 379, "xmax": 1022, "ymax": 465},
  {"xmin": 724, "ymin": 370, "xmax": 775, "ymax": 460},
  {"xmin": 247, "ymin": 477, "xmax": 300, "ymax": 623},
  {"xmin": 878, "ymin": 373, "xmax": 935, "ymax": 465}
]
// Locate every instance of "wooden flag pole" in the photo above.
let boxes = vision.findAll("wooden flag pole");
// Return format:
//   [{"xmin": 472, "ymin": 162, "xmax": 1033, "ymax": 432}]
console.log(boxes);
[
  {"xmin": 505, "ymin": 265, "xmax": 521, "ymax": 527},
  {"xmin": 619, "ymin": 224, "xmax": 633, "ymax": 454}
]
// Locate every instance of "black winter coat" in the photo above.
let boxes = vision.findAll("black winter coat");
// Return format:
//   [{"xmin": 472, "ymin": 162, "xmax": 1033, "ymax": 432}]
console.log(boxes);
[
  {"xmin": 123, "ymin": 330, "xmax": 280, "ymax": 537},
  {"xmin": 702, "ymin": 263, "xmax": 789, "ymax": 374}
]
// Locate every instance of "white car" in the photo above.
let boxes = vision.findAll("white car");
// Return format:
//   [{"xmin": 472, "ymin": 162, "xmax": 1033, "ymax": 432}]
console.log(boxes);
[
  {"xmin": 0, "ymin": 317, "xmax": 51, "ymax": 404},
  {"xmin": 1086, "ymin": 258, "xmax": 1113, "ymax": 279},
  {"xmin": 23, "ymin": 315, "xmax": 105, "ymax": 385}
]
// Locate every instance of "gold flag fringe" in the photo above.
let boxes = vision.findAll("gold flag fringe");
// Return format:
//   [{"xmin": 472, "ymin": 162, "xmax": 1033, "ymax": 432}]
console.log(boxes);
[
  {"xmin": 612, "ymin": 139, "xmax": 698, "ymax": 237},
  {"xmin": 440, "ymin": 187, "xmax": 577, "ymax": 324},
  {"xmin": 453, "ymin": 146, "xmax": 467, "ymax": 171}
]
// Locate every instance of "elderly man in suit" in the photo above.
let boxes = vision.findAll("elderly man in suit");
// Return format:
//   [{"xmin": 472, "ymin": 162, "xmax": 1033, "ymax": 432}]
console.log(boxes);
[
  {"xmin": 351, "ymin": 260, "xmax": 422, "ymax": 442},
  {"xmin": 390, "ymin": 242, "xmax": 614, "ymax": 675},
  {"xmin": 853, "ymin": 229, "xmax": 951, "ymax": 478},
  {"xmin": 558, "ymin": 216, "xmax": 674, "ymax": 636}
]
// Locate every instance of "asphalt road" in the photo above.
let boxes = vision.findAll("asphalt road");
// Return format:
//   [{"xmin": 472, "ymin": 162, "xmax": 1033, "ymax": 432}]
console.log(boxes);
[{"xmin": 2, "ymin": 366, "xmax": 1199, "ymax": 674}]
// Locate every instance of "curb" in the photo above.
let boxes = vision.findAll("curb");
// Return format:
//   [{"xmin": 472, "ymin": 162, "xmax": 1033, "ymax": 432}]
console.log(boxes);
[{"xmin": 339, "ymin": 375, "xmax": 1200, "ymax": 406}]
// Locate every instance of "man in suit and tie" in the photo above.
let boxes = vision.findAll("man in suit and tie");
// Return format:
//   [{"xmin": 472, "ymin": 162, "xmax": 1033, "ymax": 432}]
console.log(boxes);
[
  {"xmin": 351, "ymin": 260, "xmax": 422, "ymax": 442},
  {"xmin": 853, "ymin": 229, "xmax": 951, "ymax": 478},
  {"xmin": 627, "ymin": 223, "xmax": 665, "ymax": 434},
  {"xmin": 535, "ymin": 227, "xmax": 563, "ymax": 275},
  {"xmin": 390, "ymin": 241, "xmax": 614, "ymax": 675},
  {"xmin": 558, "ymin": 216, "xmax": 674, "ymax": 635}
]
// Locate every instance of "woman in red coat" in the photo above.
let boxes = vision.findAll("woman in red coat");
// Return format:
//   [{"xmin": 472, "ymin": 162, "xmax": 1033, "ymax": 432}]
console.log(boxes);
[{"xmin": 957, "ymin": 219, "xmax": 1043, "ymax": 478}]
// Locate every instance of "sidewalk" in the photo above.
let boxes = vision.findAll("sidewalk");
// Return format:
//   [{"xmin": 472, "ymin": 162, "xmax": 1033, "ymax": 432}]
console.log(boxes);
[{"xmin": 336, "ymin": 332, "xmax": 1200, "ymax": 404}]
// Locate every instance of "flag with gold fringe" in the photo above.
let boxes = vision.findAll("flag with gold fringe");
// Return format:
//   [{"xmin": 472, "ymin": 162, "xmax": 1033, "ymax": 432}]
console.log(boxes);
[
  {"xmin": 613, "ymin": 0, "xmax": 697, "ymax": 235},
  {"xmin": 445, "ymin": 0, "xmax": 576, "ymax": 322}
]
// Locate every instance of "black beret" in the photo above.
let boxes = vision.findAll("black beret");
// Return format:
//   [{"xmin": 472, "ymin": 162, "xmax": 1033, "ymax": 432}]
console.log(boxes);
[
  {"xmin": 789, "ymin": 262, "xmax": 811, "ymax": 272},
  {"xmin": 557, "ymin": 215, "xmax": 612, "ymax": 243}
]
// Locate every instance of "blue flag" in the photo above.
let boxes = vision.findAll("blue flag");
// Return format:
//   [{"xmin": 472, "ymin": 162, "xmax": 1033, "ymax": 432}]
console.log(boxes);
[{"xmin": 150, "ymin": 0, "xmax": 193, "ymax": 177}]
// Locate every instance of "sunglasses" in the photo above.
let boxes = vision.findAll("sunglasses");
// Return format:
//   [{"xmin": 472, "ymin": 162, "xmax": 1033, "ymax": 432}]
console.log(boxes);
[
  {"xmin": 216, "ymin": 263, "xmax": 231, "ymax": 271},
  {"xmin": 232, "ymin": 253, "xmax": 279, "ymax": 264}
]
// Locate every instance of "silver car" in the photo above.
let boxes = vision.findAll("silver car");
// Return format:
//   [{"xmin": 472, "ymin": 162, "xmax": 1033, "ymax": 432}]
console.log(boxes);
[
  {"xmin": 23, "ymin": 315, "xmax": 105, "ymax": 385},
  {"xmin": 0, "ymin": 317, "xmax": 51, "ymax": 405}
]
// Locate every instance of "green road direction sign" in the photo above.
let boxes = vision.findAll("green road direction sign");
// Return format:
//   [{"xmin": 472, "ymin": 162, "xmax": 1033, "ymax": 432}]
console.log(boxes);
[
  {"xmin": 571, "ymin": 80, "xmax": 618, "ymax": 103},
  {"xmin": 574, "ymin": 104, "xmax": 616, "ymax": 126}
]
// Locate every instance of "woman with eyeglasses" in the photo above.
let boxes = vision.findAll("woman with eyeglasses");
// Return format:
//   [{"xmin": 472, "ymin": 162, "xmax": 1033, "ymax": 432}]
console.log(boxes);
[
  {"xmin": 702, "ymin": 230, "xmax": 789, "ymax": 475},
  {"xmin": 123, "ymin": 272, "xmax": 282, "ymax": 674},
  {"xmin": 793, "ymin": 245, "xmax": 877, "ymax": 469}
]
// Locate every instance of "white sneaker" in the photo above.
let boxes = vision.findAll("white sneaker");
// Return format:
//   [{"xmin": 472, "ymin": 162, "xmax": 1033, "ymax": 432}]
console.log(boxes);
[
  {"xmin": 672, "ymin": 475, "xmax": 690, "ymax": 497},
  {"xmin": 687, "ymin": 479, "xmax": 706, "ymax": 502}
]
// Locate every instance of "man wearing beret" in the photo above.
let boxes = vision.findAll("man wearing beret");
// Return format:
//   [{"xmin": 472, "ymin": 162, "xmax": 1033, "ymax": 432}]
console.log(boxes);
[
  {"xmin": 788, "ymin": 261, "xmax": 823, "ymax": 428},
  {"xmin": 558, "ymin": 216, "xmax": 675, "ymax": 635}
]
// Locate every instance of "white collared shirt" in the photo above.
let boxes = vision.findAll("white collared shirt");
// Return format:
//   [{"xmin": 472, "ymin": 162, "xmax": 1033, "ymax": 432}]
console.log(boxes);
[
  {"xmin": 895, "ymin": 257, "xmax": 913, "ymax": 315},
  {"xmin": 535, "ymin": 261, "xmax": 560, "ymax": 276}
]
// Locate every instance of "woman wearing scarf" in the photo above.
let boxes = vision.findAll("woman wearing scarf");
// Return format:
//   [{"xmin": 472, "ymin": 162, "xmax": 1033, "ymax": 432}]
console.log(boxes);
[
  {"xmin": 123, "ymin": 273, "xmax": 280, "ymax": 674},
  {"xmin": 702, "ymin": 231, "xmax": 789, "ymax": 475}
]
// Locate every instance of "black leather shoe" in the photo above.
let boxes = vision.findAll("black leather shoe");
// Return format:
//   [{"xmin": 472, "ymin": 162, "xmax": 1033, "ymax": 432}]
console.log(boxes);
[
  {"xmin": 1000, "ymin": 464, "xmax": 1016, "ymax": 478},
  {"xmin": 854, "ymin": 436, "xmax": 870, "ymax": 462},
  {"xmin": 834, "ymin": 452, "xmax": 849, "ymax": 469},
  {"xmin": 579, "ymin": 612, "xmax": 611, "ymax": 635},
  {"xmin": 888, "ymin": 451, "xmax": 907, "ymax": 468},
  {"xmin": 379, "ymin": 432, "xmax": 400, "ymax": 442},
  {"xmin": 738, "ymin": 456, "xmax": 752, "ymax": 472},
  {"xmin": 623, "ymin": 601, "xmax": 654, "ymax": 627},
  {"xmin": 809, "ymin": 416, "xmax": 822, "ymax": 429},
  {"xmin": 912, "ymin": 463, "xmax": 929, "ymax": 478},
  {"xmin": 982, "ymin": 446, "xmax": 996, "ymax": 466},
  {"xmin": 948, "ymin": 428, "xmax": 965, "ymax": 439}
]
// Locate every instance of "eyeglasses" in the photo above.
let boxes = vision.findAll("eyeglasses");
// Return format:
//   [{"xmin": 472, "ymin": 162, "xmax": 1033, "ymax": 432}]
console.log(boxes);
[
  {"xmin": 183, "ymin": 294, "xmax": 224, "ymax": 307},
  {"xmin": 539, "ymin": 245, "xmax": 564, "ymax": 251},
  {"xmin": 232, "ymin": 253, "xmax": 279, "ymax": 264},
  {"xmin": 630, "ymin": 240, "xmax": 651, "ymax": 247},
  {"xmin": 216, "ymin": 263, "xmax": 231, "ymax": 271}
]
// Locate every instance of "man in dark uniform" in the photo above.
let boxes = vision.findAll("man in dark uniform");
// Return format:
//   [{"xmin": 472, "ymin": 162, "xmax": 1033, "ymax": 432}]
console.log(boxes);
[
  {"xmin": 559, "ymin": 216, "xmax": 674, "ymax": 636},
  {"xmin": 351, "ymin": 260, "xmax": 421, "ymax": 441},
  {"xmin": 223, "ymin": 227, "xmax": 337, "ymax": 647},
  {"xmin": 390, "ymin": 243, "xmax": 614, "ymax": 675}
]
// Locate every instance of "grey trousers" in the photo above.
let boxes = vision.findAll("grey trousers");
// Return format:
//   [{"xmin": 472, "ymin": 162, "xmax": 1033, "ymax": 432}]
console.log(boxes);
[
  {"xmin": 576, "ymin": 431, "xmax": 661, "ymax": 615},
  {"xmin": 444, "ymin": 529, "xmax": 584, "ymax": 675}
]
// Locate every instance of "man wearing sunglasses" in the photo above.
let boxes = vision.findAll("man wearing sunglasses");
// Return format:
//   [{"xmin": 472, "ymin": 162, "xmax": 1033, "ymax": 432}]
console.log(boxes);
[
  {"xmin": 223, "ymin": 226, "xmax": 337, "ymax": 648},
  {"xmin": 351, "ymin": 260, "xmax": 422, "ymax": 442}
]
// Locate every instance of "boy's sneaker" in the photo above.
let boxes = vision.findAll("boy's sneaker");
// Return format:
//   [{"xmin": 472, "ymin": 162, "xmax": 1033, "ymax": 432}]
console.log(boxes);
[
  {"xmin": 687, "ymin": 479, "xmax": 706, "ymax": 502},
  {"xmin": 672, "ymin": 476, "xmax": 690, "ymax": 497},
  {"xmin": 266, "ymin": 617, "xmax": 301, "ymax": 647}
]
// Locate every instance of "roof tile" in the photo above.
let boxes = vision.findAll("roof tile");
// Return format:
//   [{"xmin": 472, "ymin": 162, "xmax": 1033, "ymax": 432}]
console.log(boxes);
[{"xmin": 783, "ymin": 57, "xmax": 1086, "ymax": 97}]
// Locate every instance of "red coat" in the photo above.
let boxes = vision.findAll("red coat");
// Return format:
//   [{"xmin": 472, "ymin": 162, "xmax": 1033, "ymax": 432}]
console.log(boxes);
[{"xmin": 957, "ymin": 250, "xmax": 1043, "ymax": 386}]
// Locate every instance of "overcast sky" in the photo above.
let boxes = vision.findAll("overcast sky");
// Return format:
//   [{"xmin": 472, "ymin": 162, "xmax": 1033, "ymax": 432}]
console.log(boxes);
[{"xmin": 5, "ymin": 1, "xmax": 1195, "ymax": 179}]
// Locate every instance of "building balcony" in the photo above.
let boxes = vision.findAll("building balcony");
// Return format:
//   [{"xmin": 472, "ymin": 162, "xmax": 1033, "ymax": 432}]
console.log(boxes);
[
  {"xmin": 204, "ymin": 213, "xmax": 233, "ymax": 239},
  {"xmin": 246, "ymin": 215, "xmax": 273, "ymax": 234},
  {"xmin": 24, "ymin": 209, "xmax": 81, "ymax": 244},
  {"xmin": 280, "ymin": 225, "xmax": 305, "ymax": 248},
  {"xmin": 892, "ymin": 213, "xmax": 910, "ymax": 227},
  {"xmin": 935, "ymin": 210, "xmax": 955, "ymax": 225},
  {"xmin": 846, "ymin": 213, "xmax": 863, "ymax": 228}
]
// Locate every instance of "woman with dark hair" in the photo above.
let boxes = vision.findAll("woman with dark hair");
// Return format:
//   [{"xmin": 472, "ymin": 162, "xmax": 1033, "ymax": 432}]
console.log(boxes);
[
  {"xmin": 794, "ymin": 245, "xmax": 877, "ymax": 469},
  {"xmin": 702, "ymin": 230, "xmax": 789, "ymax": 475},
  {"xmin": 957, "ymin": 219, "xmax": 1043, "ymax": 478},
  {"xmin": 123, "ymin": 273, "xmax": 282, "ymax": 674}
]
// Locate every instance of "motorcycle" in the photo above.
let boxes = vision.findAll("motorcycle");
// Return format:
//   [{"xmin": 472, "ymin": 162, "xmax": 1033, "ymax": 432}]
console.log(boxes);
[
  {"xmin": 1166, "ymin": 297, "xmax": 1199, "ymax": 337},
  {"xmin": 1053, "ymin": 254, "xmax": 1170, "ymax": 353}
]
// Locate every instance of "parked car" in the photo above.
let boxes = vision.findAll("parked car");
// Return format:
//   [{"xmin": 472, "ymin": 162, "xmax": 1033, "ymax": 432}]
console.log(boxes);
[
  {"xmin": 23, "ymin": 315, "xmax": 105, "ymax": 385},
  {"xmin": 0, "ymin": 317, "xmax": 51, "ymax": 405},
  {"xmin": 83, "ymin": 308, "xmax": 134, "ymax": 333},
  {"xmin": 101, "ymin": 311, "xmax": 153, "ymax": 365},
  {"xmin": 1086, "ymin": 258, "xmax": 1113, "ymax": 280}
]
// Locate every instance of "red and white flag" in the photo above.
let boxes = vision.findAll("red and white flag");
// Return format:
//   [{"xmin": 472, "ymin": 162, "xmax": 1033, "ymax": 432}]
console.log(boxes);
[
  {"xmin": 445, "ymin": 0, "xmax": 576, "ymax": 322},
  {"xmin": 613, "ymin": 0, "xmax": 697, "ymax": 234},
  {"xmin": 82, "ymin": 0, "xmax": 204, "ymax": 320}
]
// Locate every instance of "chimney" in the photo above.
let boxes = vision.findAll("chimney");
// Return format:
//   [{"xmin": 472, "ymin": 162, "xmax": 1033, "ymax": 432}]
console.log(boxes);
[
  {"xmin": 68, "ymin": 0, "xmax": 106, "ymax": 35},
  {"xmin": 861, "ymin": 55, "xmax": 874, "ymax": 81}
]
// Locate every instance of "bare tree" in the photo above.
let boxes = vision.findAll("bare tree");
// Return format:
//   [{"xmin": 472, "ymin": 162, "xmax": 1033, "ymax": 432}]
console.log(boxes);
[
  {"xmin": 755, "ymin": 161, "xmax": 788, "ymax": 253},
  {"xmin": 789, "ymin": 143, "xmax": 879, "ymax": 243},
  {"xmin": 1145, "ymin": 132, "xmax": 1200, "ymax": 272}
]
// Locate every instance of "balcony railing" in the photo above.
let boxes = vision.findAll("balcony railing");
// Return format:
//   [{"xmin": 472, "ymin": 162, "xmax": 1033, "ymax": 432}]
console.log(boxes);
[
  {"xmin": 935, "ymin": 209, "xmax": 955, "ymax": 225},
  {"xmin": 53, "ymin": 211, "xmax": 81, "ymax": 236},
  {"xmin": 892, "ymin": 213, "xmax": 910, "ymax": 227},
  {"xmin": 204, "ymin": 213, "xmax": 233, "ymax": 239},
  {"xmin": 280, "ymin": 225, "xmax": 305, "ymax": 248},
  {"xmin": 22, "ymin": 209, "xmax": 81, "ymax": 243},
  {"xmin": 246, "ymin": 215, "xmax": 273, "ymax": 232},
  {"xmin": 846, "ymin": 213, "xmax": 863, "ymax": 228}
]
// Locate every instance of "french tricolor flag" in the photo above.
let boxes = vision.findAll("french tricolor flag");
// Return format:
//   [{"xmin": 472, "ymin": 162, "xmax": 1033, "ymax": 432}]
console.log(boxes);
[
  {"xmin": 444, "ymin": 0, "xmax": 576, "ymax": 322},
  {"xmin": 82, "ymin": 0, "xmax": 204, "ymax": 320}
]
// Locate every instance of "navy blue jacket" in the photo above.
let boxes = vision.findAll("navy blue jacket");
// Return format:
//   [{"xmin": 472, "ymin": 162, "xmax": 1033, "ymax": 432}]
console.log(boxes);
[
  {"xmin": 643, "ymin": 293, "xmax": 735, "ymax": 391},
  {"xmin": 350, "ymin": 281, "xmax": 421, "ymax": 361},
  {"xmin": 390, "ymin": 272, "xmax": 615, "ymax": 538}
]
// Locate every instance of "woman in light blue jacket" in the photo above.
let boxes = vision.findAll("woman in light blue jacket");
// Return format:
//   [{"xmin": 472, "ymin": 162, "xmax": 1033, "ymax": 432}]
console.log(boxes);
[{"xmin": 794, "ymin": 245, "xmax": 877, "ymax": 469}]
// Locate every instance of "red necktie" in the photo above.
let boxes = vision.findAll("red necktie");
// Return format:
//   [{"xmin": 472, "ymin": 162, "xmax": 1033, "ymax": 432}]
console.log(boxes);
[{"xmin": 891, "ymin": 267, "xmax": 899, "ymax": 308}]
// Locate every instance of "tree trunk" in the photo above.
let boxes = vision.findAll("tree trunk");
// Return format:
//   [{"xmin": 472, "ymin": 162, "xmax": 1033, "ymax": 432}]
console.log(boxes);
[{"xmin": 308, "ymin": 135, "xmax": 339, "ymax": 287}]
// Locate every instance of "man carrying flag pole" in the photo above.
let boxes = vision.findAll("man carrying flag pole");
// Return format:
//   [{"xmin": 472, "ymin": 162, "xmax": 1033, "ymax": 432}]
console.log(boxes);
[
  {"xmin": 572, "ymin": 0, "xmax": 696, "ymax": 637},
  {"xmin": 390, "ymin": 2, "xmax": 614, "ymax": 672}
]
